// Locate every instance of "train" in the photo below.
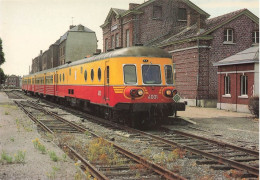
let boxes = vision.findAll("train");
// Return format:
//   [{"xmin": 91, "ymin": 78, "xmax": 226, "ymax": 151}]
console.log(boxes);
[{"xmin": 22, "ymin": 46, "xmax": 185, "ymax": 128}]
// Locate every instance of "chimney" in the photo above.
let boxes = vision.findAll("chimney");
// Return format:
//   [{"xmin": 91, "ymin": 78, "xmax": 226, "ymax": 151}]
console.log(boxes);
[
  {"xmin": 129, "ymin": 3, "xmax": 139, "ymax": 10},
  {"xmin": 197, "ymin": 14, "xmax": 206, "ymax": 33},
  {"xmin": 70, "ymin": 25, "xmax": 76, "ymax": 29}
]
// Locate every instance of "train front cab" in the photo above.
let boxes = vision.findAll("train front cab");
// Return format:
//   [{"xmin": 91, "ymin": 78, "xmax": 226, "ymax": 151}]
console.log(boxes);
[{"xmin": 106, "ymin": 56, "xmax": 185, "ymax": 127}]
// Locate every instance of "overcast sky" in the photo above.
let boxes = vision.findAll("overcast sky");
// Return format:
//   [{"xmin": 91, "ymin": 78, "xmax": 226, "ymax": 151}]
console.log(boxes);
[{"xmin": 0, "ymin": 0, "xmax": 259, "ymax": 76}]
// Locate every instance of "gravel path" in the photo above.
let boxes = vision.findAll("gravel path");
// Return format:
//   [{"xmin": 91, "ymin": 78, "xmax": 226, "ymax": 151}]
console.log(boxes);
[
  {"xmin": 171, "ymin": 106, "xmax": 259, "ymax": 150},
  {"xmin": 0, "ymin": 92, "xmax": 77, "ymax": 179}
]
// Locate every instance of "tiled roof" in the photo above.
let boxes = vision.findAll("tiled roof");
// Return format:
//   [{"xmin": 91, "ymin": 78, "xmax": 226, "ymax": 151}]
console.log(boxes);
[
  {"xmin": 154, "ymin": 9, "xmax": 257, "ymax": 47},
  {"xmin": 112, "ymin": 8, "xmax": 128, "ymax": 16},
  {"xmin": 214, "ymin": 46, "xmax": 259, "ymax": 66}
]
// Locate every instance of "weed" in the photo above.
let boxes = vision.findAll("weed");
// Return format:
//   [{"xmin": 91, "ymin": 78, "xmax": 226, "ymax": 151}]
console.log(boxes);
[
  {"xmin": 4, "ymin": 111, "xmax": 9, "ymax": 115},
  {"xmin": 32, "ymin": 138, "xmax": 47, "ymax": 154},
  {"xmin": 15, "ymin": 118, "xmax": 20, "ymax": 132},
  {"xmin": 62, "ymin": 153, "xmax": 67, "ymax": 162},
  {"xmin": 1, "ymin": 151, "xmax": 13, "ymax": 163},
  {"xmin": 49, "ymin": 151, "xmax": 59, "ymax": 162},
  {"xmin": 84, "ymin": 130, "xmax": 91, "ymax": 137},
  {"xmin": 10, "ymin": 137, "xmax": 14, "ymax": 142},
  {"xmin": 14, "ymin": 150, "xmax": 26, "ymax": 163},
  {"xmin": 86, "ymin": 137, "xmax": 123, "ymax": 165},
  {"xmin": 46, "ymin": 166, "xmax": 60, "ymax": 180}
]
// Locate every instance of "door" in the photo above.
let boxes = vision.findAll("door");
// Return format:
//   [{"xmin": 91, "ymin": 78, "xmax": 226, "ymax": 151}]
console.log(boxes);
[{"xmin": 104, "ymin": 65, "xmax": 110, "ymax": 103}]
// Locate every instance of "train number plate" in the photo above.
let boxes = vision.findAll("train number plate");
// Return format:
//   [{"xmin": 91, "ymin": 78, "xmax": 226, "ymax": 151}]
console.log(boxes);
[{"xmin": 148, "ymin": 95, "xmax": 158, "ymax": 100}]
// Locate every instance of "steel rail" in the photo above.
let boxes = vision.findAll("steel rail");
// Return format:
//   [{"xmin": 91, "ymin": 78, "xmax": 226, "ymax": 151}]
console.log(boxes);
[
  {"xmin": 39, "ymin": 100, "xmax": 258, "ymax": 176},
  {"xmin": 14, "ymin": 101, "xmax": 54, "ymax": 134},
  {"xmin": 22, "ymin": 100, "xmax": 186, "ymax": 180},
  {"xmin": 125, "ymin": 128, "xmax": 259, "ymax": 176},
  {"xmin": 172, "ymin": 129, "xmax": 259, "ymax": 157},
  {"xmin": 64, "ymin": 145, "xmax": 109, "ymax": 180}
]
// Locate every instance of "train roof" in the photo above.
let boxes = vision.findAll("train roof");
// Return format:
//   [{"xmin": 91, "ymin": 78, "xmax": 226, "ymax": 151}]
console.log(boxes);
[
  {"xmin": 24, "ymin": 46, "xmax": 172, "ymax": 77},
  {"xmin": 58, "ymin": 46, "xmax": 172, "ymax": 69}
]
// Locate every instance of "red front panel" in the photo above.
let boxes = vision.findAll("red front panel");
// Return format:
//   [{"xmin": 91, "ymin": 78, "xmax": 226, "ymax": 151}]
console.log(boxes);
[{"xmin": 54, "ymin": 85, "xmax": 175, "ymax": 107}]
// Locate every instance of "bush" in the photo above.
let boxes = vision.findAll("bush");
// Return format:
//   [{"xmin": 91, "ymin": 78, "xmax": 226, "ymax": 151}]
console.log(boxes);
[{"xmin": 248, "ymin": 96, "xmax": 259, "ymax": 118}]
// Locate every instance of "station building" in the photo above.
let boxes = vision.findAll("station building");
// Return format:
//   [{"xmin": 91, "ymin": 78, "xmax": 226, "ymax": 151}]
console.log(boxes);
[
  {"xmin": 214, "ymin": 46, "xmax": 259, "ymax": 113},
  {"xmin": 31, "ymin": 24, "xmax": 98, "ymax": 73},
  {"xmin": 101, "ymin": 0, "xmax": 259, "ymax": 107}
]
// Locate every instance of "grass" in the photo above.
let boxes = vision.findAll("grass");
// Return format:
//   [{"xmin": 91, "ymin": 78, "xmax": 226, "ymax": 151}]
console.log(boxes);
[
  {"xmin": 49, "ymin": 151, "xmax": 59, "ymax": 162},
  {"xmin": 14, "ymin": 150, "xmax": 26, "ymax": 163},
  {"xmin": 1, "ymin": 150, "xmax": 26, "ymax": 164},
  {"xmin": 1, "ymin": 151, "xmax": 13, "ymax": 163},
  {"xmin": 4, "ymin": 111, "xmax": 10, "ymax": 115},
  {"xmin": 32, "ymin": 138, "xmax": 47, "ymax": 154},
  {"xmin": 46, "ymin": 166, "xmax": 60, "ymax": 180},
  {"xmin": 86, "ymin": 137, "xmax": 123, "ymax": 165}
]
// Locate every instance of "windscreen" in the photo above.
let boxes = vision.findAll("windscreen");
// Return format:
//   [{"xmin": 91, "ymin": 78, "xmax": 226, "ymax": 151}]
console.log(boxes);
[{"xmin": 142, "ymin": 65, "xmax": 161, "ymax": 84}]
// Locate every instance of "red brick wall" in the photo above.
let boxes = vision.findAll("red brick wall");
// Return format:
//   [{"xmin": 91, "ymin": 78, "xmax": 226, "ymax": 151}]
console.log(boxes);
[
  {"xmin": 208, "ymin": 15, "xmax": 259, "ymax": 99},
  {"xmin": 218, "ymin": 63, "xmax": 255, "ymax": 105}
]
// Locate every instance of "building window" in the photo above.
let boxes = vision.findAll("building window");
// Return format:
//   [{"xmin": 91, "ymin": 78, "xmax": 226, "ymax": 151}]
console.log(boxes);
[
  {"xmin": 252, "ymin": 31, "xmax": 259, "ymax": 44},
  {"xmin": 111, "ymin": 35, "xmax": 114, "ymax": 49},
  {"xmin": 126, "ymin": 29, "xmax": 130, "ymax": 47},
  {"xmin": 153, "ymin": 6, "xmax": 162, "ymax": 19},
  {"xmin": 224, "ymin": 75, "xmax": 230, "ymax": 95},
  {"xmin": 240, "ymin": 75, "xmax": 248, "ymax": 95},
  {"xmin": 115, "ymin": 33, "xmax": 119, "ymax": 47},
  {"xmin": 178, "ymin": 8, "xmax": 187, "ymax": 21},
  {"xmin": 224, "ymin": 29, "xmax": 234, "ymax": 42}
]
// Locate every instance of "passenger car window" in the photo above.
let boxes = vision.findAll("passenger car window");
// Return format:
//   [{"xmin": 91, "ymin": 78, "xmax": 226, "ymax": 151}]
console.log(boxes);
[
  {"xmin": 91, "ymin": 69, "xmax": 94, "ymax": 81},
  {"xmin": 165, "ymin": 65, "xmax": 173, "ymax": 84},
  {"xmin": 124, "ymin": 65, "xmax": 137, "ymax": 84},
  {"xmin": 98, "ymin": 68, "xmax": 101, "ymax": 81},
  {"xmin": 84, "ymin": 70, "xmax": 87, "ymax": 81},
  {"xmin": 142, "ymin": 65, "xmax": 161, "ymax": 84}
]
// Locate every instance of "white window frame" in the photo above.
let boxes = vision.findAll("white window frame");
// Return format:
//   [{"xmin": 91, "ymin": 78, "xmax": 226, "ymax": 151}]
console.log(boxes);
[
  {"xmin": 240, "ymin": 75, "xmax": 248, "ymax": 97},
  {"xmin": 224, "ymin": 75, "xmax": 231, "ymax": 95},
  {"xmin": 252, "ymin": 31, "xmax": 259, "ymax": 44},
  {"xmin": 224, "ymin": 29, "xmax": 234, "ymax": 43}
]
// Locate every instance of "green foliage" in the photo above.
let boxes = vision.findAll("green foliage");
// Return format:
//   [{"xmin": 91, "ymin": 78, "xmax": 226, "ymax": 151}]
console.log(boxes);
[
  {"xmin": 49, "ymin": 151, "xmax": 59, "ymax": 162},
  {"xmin": 14, "ymin": 150, "xmax": 26, "ymax": 163},
  {"xmin": 1, "ymin": 151, "xmax": 13, "ymax": 163},
  {"xmin": 0, "ymin": 38, "xmax": 5, "ymax": 65},
  {"xmin": 249, "ymin": 96, "xmax": 259, "ymax": 118},
  {"xmin": 32, "ymin": 138, "xmax": 47, "ymax": 154},
  {"xmin": 0, "ymin": 68, "xmax": 6, "ymax": 85},
  {"xmin": 46, "ymin": 166, "xmax": 60, "ymax": 180}
]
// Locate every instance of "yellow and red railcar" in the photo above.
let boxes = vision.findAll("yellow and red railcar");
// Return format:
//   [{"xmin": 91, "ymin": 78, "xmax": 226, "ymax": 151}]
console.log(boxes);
[{"xmin": 22, "ymin": 46, "xmax": 185, "ymax": 128}]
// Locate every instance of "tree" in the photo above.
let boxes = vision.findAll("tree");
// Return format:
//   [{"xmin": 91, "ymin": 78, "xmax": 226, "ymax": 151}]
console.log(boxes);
[
  {"xmin": 0, "ymin": 68, "xmax": 6, "ymax": 84},
  {"xmin": 0, "ymin": 38, "xmax": 5, "ymax": 65}
]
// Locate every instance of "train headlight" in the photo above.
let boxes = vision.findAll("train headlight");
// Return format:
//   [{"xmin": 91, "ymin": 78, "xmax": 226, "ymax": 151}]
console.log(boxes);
[
  {"xmin": 137, "ymin": 89, "xmax": 144, "ymax": 96},
  {"xmin": 165, "ymin": 89, "xmax": 172, "ymax": 96}
]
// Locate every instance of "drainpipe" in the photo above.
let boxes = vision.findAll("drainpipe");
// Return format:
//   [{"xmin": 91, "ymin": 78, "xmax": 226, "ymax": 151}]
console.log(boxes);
[
  {"xmin": 196, "ymin": 39, "xmax": 200, "ymax": 107},
  {"xmin": 236, "ymin": 65, "xmax": 237, "ymax": 111}
]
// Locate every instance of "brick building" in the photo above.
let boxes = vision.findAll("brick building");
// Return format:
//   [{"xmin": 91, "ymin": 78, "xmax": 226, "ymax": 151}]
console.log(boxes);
[
  {"xmin": 101, "ymin": 0, "xmax": 259, "ymax": 107},
  {"xmin": 5, "ymin": 75, "xmax": 21, "ymax": 88},
  {"xmin": 31, "ymin": 24, "xmax": 98, "ymax": 73},
  {"xmin": 214, "ymin": 46, "xmax": 259, "ymax": 113},
  {"xmin": 100, "ymin": 0, "xmax": 209, "ymax": 52}
]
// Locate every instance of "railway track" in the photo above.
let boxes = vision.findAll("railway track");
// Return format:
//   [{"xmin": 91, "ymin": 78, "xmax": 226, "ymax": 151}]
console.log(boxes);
[
  {"xmin": 37, "ymin": 98, "xmax": 259, "ymax": 178},
  {"xmin": 14, "ymin": 100, "xmax": 185, "ymax": 180},
  {"xmin": 12, "ymin": 91, "xmax": 259, "ymax": 178}
]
